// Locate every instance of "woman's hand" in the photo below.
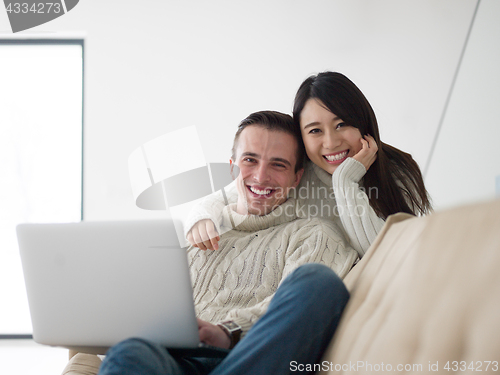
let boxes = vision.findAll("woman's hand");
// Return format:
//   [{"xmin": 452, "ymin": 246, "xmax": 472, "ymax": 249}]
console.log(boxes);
[
  {"xmin": 186, "ymin": 219, "xmax": 220, "ymax": 251},
  {"xmin": 197, "ymin": 319, "xmax": 231, "ymax": 349},
  {"xmin": 353, "ymin": 134, "xmax": 378, "ymax": 171}
]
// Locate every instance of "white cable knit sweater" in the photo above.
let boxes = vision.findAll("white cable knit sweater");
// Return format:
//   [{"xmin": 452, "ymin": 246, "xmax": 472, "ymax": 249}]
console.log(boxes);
[
  {"xmin": 187, "ymin": 199, "xmax": 358, "ymax": 337},
  {"xmin": 184, "ymin": 158, "xmax": 385, "ymax": 258}
]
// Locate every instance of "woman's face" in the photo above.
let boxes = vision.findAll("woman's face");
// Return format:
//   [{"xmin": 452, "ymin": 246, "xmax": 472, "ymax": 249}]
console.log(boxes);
[{"xmin": 300, "ymin": 98, "xmax": 363, "ymax": 175}]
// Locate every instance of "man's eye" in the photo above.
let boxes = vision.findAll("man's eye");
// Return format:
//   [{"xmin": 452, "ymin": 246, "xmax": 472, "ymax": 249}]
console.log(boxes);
[
  {"xmin": 243, "ymin": 158, "xmax": 256, "ymax": 163},
  {"xmin": 273, "ymin": 163, "xmax": 286, "ymax": 168}
]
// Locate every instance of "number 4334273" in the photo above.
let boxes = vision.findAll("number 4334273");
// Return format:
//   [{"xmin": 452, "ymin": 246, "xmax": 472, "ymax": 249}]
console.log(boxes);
[
  {"xmin": 444, "ymin": 361, "xmax": 498, "ymax": 372},
  {"xmin": 5, "ymin": 2, "xmax": 62, "ymax": 14}
]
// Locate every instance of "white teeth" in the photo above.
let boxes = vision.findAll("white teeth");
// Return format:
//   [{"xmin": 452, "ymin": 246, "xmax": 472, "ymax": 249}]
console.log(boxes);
[
  {"xmin": 324, "ymin": 151, "xmax": 348, "ymax": 162},
  {"xmin": 249, "ymin": 187, "xmax": 271, "ymax": 195}
]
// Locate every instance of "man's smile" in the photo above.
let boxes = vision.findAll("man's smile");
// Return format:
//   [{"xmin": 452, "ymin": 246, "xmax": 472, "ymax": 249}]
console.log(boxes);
[{"xmin": 246, "ymin": 185, "xmax": 275, "ymax": 198}]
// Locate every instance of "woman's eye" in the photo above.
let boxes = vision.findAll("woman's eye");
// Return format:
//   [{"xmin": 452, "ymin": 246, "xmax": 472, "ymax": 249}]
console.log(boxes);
[
  {"xmin": 336, "ymin": 122, "xmax": 346, "ymax": 129},
  {"xmin": 308, "ymin": 128, "xmax": 321, "ymax": 134}
]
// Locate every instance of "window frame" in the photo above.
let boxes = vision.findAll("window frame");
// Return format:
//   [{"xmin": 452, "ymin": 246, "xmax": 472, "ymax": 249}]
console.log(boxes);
[{"xmin": 0, "ymin": 38, "xmax": 84, "ymax": 340}]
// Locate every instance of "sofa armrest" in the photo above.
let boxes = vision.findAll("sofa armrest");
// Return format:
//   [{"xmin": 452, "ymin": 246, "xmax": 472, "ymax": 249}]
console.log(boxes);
[
  {"xmin": 61, "ymin": 353, "xmax": 102, "ymax": 375},
  {"xmin": 320, "ymin": 199, "xmax": 500, "ymax": 374}
]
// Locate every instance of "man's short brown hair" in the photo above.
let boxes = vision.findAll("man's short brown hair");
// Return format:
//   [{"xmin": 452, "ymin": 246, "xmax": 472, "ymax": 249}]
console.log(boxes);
[{"xmin": 231, "ymin": 111, "xmax": 305, "ymax": 172}]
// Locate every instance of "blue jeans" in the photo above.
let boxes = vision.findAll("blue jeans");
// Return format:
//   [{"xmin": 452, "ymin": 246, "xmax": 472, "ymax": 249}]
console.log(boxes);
[{"xmin": 98, "ymin": 263, "xmax": 349, "ymax": 375}]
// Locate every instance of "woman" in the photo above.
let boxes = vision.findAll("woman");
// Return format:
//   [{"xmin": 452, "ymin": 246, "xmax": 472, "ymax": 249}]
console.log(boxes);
[{"xmin": 186, "ymin": 72, "xmax": 431, "ymax": 257}]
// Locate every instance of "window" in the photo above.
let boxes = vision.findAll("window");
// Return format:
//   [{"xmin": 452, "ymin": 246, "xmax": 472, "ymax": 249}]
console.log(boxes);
[{"xmin": 0, "ymin": 39, "xmax": 83, "ymax": 335}]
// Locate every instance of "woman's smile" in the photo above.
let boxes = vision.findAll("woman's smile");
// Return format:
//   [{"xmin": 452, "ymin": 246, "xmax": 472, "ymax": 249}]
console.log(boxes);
[{"xmin": 323, "ymin": 150, "xmax": 349, "ymax": 164}]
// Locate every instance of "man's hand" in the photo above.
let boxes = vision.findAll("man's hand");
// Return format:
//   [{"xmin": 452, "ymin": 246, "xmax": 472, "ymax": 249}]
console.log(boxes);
[
  {"xmin": 197, "ymin": 319, "xmax": 230, "ymax": 349},
  {"xmin": 186, "ymin": 219, "xmax": 220, "ymax": 251},
  {"xmin": 353, "ymin": 134, "xmax": 378, "ymax": 171}
]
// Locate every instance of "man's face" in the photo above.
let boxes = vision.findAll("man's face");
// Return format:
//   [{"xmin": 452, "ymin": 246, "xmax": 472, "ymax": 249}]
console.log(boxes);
[{"xmin": 231, "ymin": 125, "xmax": 304, "ymax": 216}]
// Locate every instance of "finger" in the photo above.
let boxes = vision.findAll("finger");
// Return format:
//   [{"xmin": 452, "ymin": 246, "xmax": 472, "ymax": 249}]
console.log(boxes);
[
  {"xmin": 205, "ymin": 220, "xmax": 218, "ymax": 237},
  {"xmin": 363, "ymin": 135, "xmax": 372, "ymax": 148},
  {"xmin": 210, "ymin": 238, "xmax": 220, "ymax": 251},
  {"xmin": 198, "ymin": 327, "xmax": 210, "ymax": 343},
  {"xmin": 202, "ymin": 238, "xmax": 214, "ymax": 251},
  {"xmin": 360, "ymin": 137, "xmax": 369, "ymax": 149},
  {"xmin": 192, "ymin": 231, "xmax": 207, "ymax": 251},
  {"xmin": 199, "ymin": 226, "xmax": 215, "ymax": 251},
  {"xmin": 366, "ymin": 134, "xmax": 378, "ymax": 151},
  {"xmin": 197, "ymin": 224, "xmax": 216, "ymax": 250},
  {"xmin": 190, "ymin": 240, "xmax": 201, "ymax": 249},
  {"xmin": 205, "ymin": 222, "xmax": 220, "ymax": 250},
  {"xmin": 187, "ymin": 232, "xmax": 196, "ymax": 246}
]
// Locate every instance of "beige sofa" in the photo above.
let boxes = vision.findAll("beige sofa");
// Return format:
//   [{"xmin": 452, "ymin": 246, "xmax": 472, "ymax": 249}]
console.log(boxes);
[{"xmin": 61, "ymin": 199, "xmax": 500, "ymax": 375}]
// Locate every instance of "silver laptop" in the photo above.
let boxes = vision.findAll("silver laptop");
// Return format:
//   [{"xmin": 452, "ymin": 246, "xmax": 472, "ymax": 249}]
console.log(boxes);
[{"xmin": 16, "ymin": 220, "xmax": 229, "ymax": 357}]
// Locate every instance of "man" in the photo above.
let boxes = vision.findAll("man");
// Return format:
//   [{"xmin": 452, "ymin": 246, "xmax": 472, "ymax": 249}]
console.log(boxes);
[{"xmin": 99, "ymin": 111, "xmax": 357, "ymax": 375}]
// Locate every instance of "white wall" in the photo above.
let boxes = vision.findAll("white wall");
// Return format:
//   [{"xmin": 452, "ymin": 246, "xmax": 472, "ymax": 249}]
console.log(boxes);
[
  {"xmin": 2, "ymin": 0, "xmax": 492, "ymax": 218},
  {"xmin": 425, "ymin": 0, "xmax": 500, "ymax": 209}
]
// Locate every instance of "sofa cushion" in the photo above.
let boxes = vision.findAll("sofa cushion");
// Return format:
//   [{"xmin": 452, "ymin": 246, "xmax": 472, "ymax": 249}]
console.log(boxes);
[
  {"xmin": 320, "ymin": 199, "xmax": 500, "ymax": 374},
  {"xmin": 61, "ymin": 353, "xmax": 102, "ymax": 375}
]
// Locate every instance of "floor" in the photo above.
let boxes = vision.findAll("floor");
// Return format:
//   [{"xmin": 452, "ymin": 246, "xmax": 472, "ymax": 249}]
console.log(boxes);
[{"xmin": 0, "ymin": 339, "xmax": 69, "ymax": 375}]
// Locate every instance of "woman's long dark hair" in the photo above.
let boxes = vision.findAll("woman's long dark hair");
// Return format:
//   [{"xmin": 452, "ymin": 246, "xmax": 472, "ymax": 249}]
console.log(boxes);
[{"xmin": 293, "ymin": 72, "xmax": 432, "ymax": 219}]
